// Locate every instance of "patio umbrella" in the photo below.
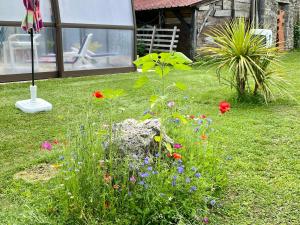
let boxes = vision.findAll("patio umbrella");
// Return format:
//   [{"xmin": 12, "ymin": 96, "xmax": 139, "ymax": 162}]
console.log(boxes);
[
  {"xmin": 15, "ymin": 0, "xmax": 52, "ymax": 113},
  {"xmin": 21, "ymin": 0, "xmax": 43, "ymax": 86}
]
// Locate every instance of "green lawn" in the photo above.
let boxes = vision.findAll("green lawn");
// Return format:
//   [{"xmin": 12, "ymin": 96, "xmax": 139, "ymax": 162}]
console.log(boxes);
[{"xmin": 0, "ymin": 51, "xmax": 299, "ymax": 224}]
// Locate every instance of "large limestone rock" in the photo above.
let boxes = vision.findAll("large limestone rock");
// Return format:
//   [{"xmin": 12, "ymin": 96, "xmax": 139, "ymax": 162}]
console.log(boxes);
[{"xmin": 105, "ymin": 119, "xmax": 174, "ymax": 158}]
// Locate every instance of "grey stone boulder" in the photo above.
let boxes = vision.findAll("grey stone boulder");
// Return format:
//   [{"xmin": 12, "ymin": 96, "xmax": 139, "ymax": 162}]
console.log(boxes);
[{"xmin": 105, "ymin": 119, "xmax": 174, "ymax": 158}]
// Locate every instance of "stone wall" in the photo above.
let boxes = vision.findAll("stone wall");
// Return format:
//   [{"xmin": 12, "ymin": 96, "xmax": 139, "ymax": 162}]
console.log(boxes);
[
  {"xmin": 262, "ymin": 0, "xmax": 300, "ymax": 49},
  {"xmin": 196, "ymin": 0, "xmax": 252, "ymax": 48}
]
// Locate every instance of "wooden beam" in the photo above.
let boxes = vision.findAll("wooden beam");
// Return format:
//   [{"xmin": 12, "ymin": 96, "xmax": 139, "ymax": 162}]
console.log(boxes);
[{"xmin": 172, "ymin": 9, "xmax": 191, "ymax": 29}]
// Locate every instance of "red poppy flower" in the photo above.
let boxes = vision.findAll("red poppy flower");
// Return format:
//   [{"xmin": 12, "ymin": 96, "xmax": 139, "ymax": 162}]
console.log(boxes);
[
  {"xmin": 93, "ymin": 91, "xmax": 104, "ymax": 99},
  {"xmin": 53, "ymin": 139, "xmax": 59, "ymax": 145},
  {"xmin": 173, "ymin": 153, "xmax": 182, "ymax": 159},
  {"xmin": 189, "ymin": 115, "xmax": 195, "ymax": 119},
  {"xmin": 219, "ymin": 101, "xmax": 231, "ymax": 114},
  {"xmin": 201, "ymin": 115, "xmax": 207, "ymax": 119}
]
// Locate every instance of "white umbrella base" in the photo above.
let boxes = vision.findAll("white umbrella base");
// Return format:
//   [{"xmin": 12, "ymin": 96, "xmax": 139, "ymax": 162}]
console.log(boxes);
[{"xmin": 16, "ymin": 98, "xmax": 52, "ymax": 114}]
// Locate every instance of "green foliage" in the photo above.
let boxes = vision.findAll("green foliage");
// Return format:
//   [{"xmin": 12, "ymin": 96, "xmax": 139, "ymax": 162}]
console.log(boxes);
[
  {"xmin": 137, "ymin": 41, "xmax": 147, "ymax": 57},
  {"xmin": 294, "ymin": 21, "xmax": 300, "ymax": 49},
  {"xmin": 201, "ymin": 18, "xmax": 287, "ymax": 102},
  {"xmin": 133, "ymin": 52, "xmax": 192, "ymax": 112}
]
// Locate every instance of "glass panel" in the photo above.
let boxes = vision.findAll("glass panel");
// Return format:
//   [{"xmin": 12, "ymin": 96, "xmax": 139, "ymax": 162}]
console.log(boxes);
[
  {"xmin": 0, "ymin": 26, "xmax": 56, "ymax": 75},
  {"xmin": 59, "ymin": 0, "xmax": 133, "ymax": 26},
  {"xmin": 0, "ymin": 0, "xmax": 53, "ymax": 22},
  {"xmin": 62, "ymin": 28, "xmax": 133, "ymax": 71}
]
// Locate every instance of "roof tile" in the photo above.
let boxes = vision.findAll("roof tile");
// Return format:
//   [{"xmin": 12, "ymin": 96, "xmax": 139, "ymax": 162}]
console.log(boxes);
[{"xmin": 134, "ymin": 0, "xmax": 203, "ymax": 11}]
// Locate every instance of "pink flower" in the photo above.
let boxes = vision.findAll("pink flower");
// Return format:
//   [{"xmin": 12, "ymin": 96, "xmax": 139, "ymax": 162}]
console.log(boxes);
[
  {"xmin": 41, "ymin": 141, "xmax": 52, "ymax": 151},
  {"xmin": 129, "ymin": 176, "xmax": 136, "ymax": 183},
  {"xmin": 203, "ymin": 217, "xmax": 209, "ymax": 224},
  {"xmin": 173, "ymin": 143, "xmax": 182, "ymax": 149}
]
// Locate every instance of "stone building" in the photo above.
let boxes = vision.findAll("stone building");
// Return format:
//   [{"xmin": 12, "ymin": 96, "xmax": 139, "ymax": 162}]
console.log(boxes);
[{"xmin": 134, "ymin": 0, "xmax": 300, "ymax": 58}]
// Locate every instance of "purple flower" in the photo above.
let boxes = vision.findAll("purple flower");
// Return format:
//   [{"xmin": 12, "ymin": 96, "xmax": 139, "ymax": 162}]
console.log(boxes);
[
  {"xmin": 177, "ymin": 166, "xmax": 184, "ymax": 174},
  {"xmin": 178, "ymin": 159, "xmax": 183, "ymax": 164},
  {"xmin": 185, "ymin": 177, "xmax": 191, "ymax": 183},
  {"xmin": 198, "ymin": 120, "xmax": 203, "ymax": 125},
  {"xmin": 195, "ymin": 173, "xmax": 201, "ymax": 178},
  {"xmin": 167, "ymin": 101, "xmax": 175, "ymax": 108},
  {"xmin": 210, "ymin": 199, "xmax": 216, "ymax": 206},
  {"xmin": 191, "ymin": 167, "xmax": 197, "ymax": 172},
  {"xmin": 147, "ymin": 166, "xmax": 153, "ymax": 171},
  {"xmin": 190, "ymin": 186, "xmax": 197, "ymax": 192},
  {"xmin": 152, "ymin": 171, "xmax": 159, "ymax": 175},
  {"xmin": 155, "ymin": 153, "xmax": 160, "ymax": 158},
  {"xmin": 41, "ymin": 141, "xmax": 52, "ymax": 151},
  {"xmin": 140, "ymin": 173, "xmax": 149, "ymax": 178},
  {"xmin": 173, "ymin": 175, "xmax": 177, "ymax": 180}
]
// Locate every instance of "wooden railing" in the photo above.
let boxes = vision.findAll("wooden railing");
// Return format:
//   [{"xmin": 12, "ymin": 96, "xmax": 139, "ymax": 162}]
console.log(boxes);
[{"xmin": 137, "ymin": 26, "xmax": 180, "ymax": 53}]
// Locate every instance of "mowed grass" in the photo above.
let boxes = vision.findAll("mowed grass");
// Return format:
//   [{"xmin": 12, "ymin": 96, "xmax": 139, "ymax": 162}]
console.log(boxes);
[{"xmin": 0, "ymin": 51, "xmax": 299, "ymax": 224}]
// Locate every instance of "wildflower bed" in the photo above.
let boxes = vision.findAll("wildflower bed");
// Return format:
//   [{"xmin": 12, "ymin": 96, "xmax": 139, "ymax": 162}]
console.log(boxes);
[{"xmin": 0, "ymin": 51, "xmax": 299, "ymax": 224}]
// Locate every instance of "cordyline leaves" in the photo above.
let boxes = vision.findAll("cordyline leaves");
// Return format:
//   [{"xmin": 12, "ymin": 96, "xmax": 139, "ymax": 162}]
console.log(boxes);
[
  {"xmin": 133, "ymin": 52, "xmax": 192, "ymax": 89},
  {"xmin": 200, "ymin": 18, "xmax": 288, "ymax": 103}
]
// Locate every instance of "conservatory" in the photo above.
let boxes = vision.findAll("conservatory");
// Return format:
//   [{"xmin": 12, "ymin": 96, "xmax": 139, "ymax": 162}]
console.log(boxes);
[{"xmin": 0, "ymin": 0, "xmax": 136, "ymax": 82}]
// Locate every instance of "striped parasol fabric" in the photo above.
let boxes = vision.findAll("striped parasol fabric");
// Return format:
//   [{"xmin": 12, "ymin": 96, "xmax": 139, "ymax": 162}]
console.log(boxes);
[{"xmin": 21, "ymin": 0, "xmax": 43, "ymax": 33}]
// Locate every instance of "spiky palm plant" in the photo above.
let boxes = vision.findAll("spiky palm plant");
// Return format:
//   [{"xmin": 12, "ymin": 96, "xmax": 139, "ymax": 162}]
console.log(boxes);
[{"xmin": 201, "ymin": 18, "xmax": 286, "ymax": 102}]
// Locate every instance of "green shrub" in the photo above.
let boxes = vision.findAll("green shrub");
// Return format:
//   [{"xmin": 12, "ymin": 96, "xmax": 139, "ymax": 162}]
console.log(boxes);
[{"xmin": 201, "ymin": 18, "xmax": 287, "ymax": 102}]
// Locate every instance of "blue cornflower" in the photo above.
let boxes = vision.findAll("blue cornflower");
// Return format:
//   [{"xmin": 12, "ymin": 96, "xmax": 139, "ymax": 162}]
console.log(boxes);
[
  {"xmin": 143, "ymin": 109, "xmax": 150, "ymax": 115},
  {"xmin": 147, "ymin": 166, "xmax": 153, "ymax": 171},
  {"xmin": 178, "ymin": 159, "xmax": 183, "ymax": 164},
  {"xmin": 210, "ymin": 199, "xmax": 216, "ymax": 206},
  {"xmin": 155, "ymin": 153, "xmax": 160, "ymax": 158},
  {"xmin": 198, "ymin": 120, "xmax": 203, "ymax": 125},
  {"xmin": 138, "ymin": 181, "xmax": 145, "ymax": 185},
  {"xmin": 191, "ymin": 167, "xmax": 197, "ymax": 172},
  {"xmin": 152, "ymin": 171, "xmax": 159, "ymax": 175},
  {"xmin": 173, "ymin": 175, "xmax": 177, "ymax": 180},
  {"xmin": 185, "ymin": 177, "xmax": 191, "ymax": 183},
  {"xmin": 195, "ymin": 173, "xmax": 201, "ymax": 178},
  {"xmin": 174, "ymin": 118, "xmax": 180, "ymax": 124},
  {"xmin": 172, "ymin": 180, "xmax": 176, "ymax": 187},
  {"xmin": 140, "ymin": 172, "xmax": 149, "ymax": 178},
  {"xmin": 190, "ymin": 186, "xmax": 197, "ymax": 192},
  {"xmin": 177, "ymin": 166, "xmax": 184, "ymax": 174},
  {"xmin": 144, "ymin": 157, "xmax": 150, "ymax": 165}
]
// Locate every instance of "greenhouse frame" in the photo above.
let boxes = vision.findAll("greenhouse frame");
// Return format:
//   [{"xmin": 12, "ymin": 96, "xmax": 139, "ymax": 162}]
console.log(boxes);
[{"xmin": 0, "ymin": 0, "xmax": 136, "ymax": 82}]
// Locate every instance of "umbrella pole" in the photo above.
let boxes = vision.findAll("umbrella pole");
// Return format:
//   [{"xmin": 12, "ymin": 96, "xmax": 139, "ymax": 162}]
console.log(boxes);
[{"xmin": 30, "ymin": 28, "xmax": 34, "ymax": 86}]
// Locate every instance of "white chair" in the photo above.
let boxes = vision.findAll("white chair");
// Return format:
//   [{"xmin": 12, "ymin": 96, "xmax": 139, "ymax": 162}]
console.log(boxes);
[
  {"xmin": 251, "ymin": 29, "xmax": 273, "ymax": 48},
  {"xmin": 7, "ymin": 33, "xmax": 41, "ymax": 69}
]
